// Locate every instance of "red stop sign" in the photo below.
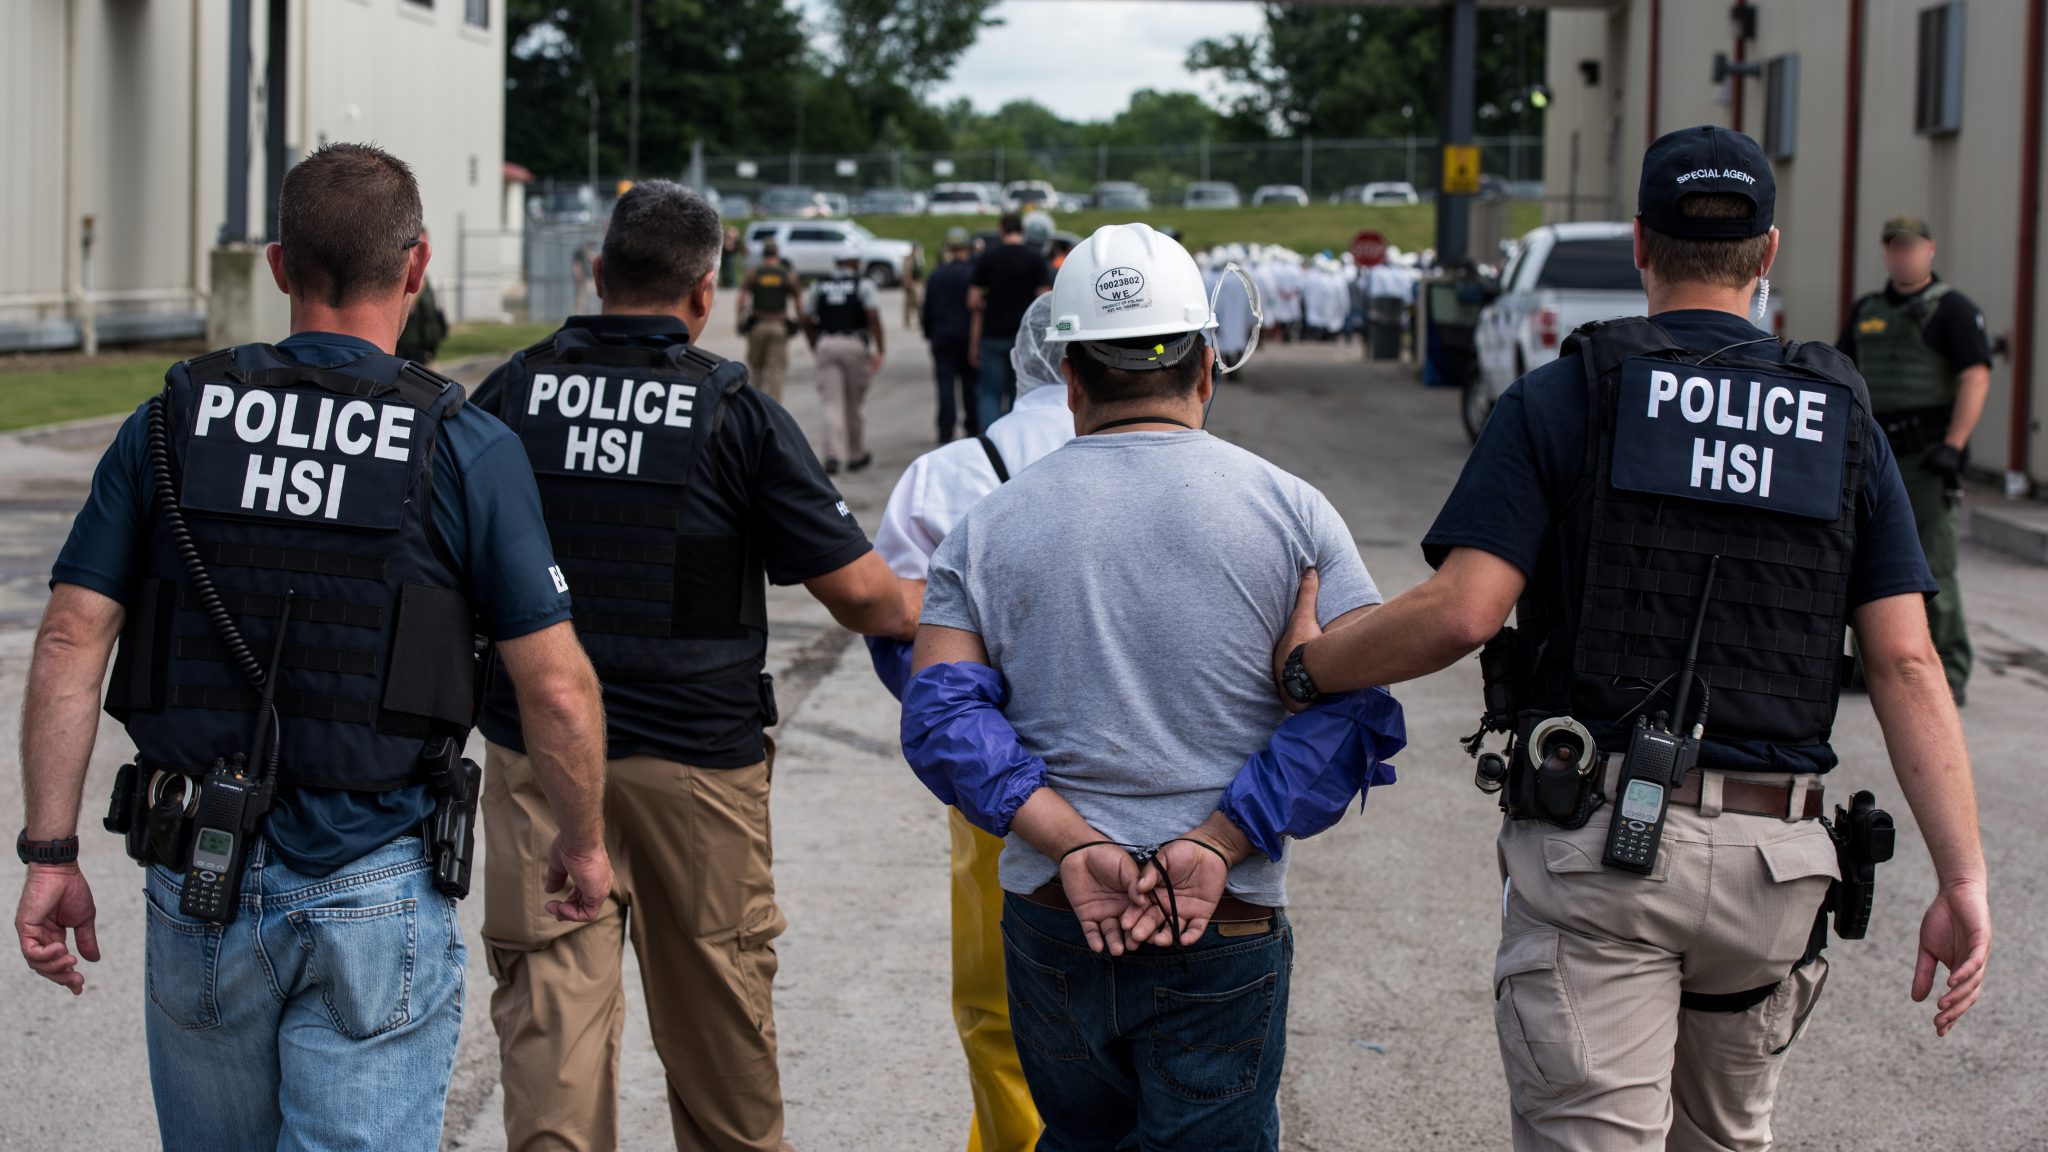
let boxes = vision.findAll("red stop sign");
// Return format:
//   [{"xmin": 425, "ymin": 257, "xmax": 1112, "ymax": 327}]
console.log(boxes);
[{"xmin": 1351, "ymin": 229, "xmax": 1388, "ymax": 268}]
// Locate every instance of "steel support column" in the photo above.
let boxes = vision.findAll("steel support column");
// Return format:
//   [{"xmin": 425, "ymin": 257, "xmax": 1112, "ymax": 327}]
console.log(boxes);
[
  {"xmin": 221, "ymin": 0, "xmax": 251, "ymax": 245},
  {"xmin": 1435, "ymin": 0, "xmax": 1477, "ymax": 262}
]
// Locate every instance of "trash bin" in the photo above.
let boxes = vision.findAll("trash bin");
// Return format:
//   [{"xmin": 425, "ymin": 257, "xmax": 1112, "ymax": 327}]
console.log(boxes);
[{"xmin": 1367, "ymin": 296, "xmax": 1405, "ymax": 360}]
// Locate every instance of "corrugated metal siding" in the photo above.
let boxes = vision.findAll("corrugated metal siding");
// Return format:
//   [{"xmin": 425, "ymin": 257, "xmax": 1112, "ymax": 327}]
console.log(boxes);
[
  {"xmin": 1547, "ymin": 0, "xmax": 2048, "ymax": 484},
  {"xmin": 0, "ymin": 0, "xmax": 73, "ymax": 310}
]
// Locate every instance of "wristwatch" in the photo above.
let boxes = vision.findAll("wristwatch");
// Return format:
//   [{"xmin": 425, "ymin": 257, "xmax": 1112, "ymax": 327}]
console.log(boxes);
[
  {"xmin": 1281, "ymin": 643, "xmax": 1322, "ymax": 706},
  {"xmin": 16, "ymin": 830, "xmax": 80, "ymax": 866}
]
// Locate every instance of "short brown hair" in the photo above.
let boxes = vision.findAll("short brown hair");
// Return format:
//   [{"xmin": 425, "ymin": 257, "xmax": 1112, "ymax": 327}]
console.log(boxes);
[
  {"xmin": 598, "ymin": 181, "xmax": 722, "ymax": 308},
  {"xmin": 1639, "ymin": 193, "xmax": 1772, "ymax": 289},
  {"xmin": 277, "ymin": 143, "xmax": 424, "ymax": 307}
]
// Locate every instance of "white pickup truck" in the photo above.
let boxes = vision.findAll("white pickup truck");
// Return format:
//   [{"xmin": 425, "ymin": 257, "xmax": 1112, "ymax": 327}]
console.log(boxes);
[{"xmin": 1464, "ymin": 221, "xmax": 1784, "ymax": 440}]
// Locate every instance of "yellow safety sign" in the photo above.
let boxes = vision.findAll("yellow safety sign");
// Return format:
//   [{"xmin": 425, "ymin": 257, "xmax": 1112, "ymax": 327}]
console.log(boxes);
[{"xmin": 1442, "ymin": 145, "xmax": 1482, "ymax": 196}]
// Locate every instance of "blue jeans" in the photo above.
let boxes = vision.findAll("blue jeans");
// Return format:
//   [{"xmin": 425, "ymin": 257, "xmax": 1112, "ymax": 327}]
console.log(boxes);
[
  {"xmin": 1002, "ymin": 893, "xmax": 1293, "ymax": 1152},
  {"xmin": 144, "ymin": 835, "xmax": 466, "ymax": 1152},
  {"xmin": 977, "ymin": 337, "xmax": 1019, "ymax": 431}
]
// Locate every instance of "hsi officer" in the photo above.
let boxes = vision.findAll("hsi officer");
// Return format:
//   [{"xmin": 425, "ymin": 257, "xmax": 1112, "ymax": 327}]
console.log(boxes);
[
  {"xmin": 12, "ymin": 143, "xmax": 613, "ymax": 1152},
  {"xmin": 804, "ymin": 241, "xmax": 887, "ymax": 474},
  {"xmin": 470, "ymin": 180, "xmax": 921, "ymax": 1152},
  {"xmin": 1275, "ymin": 127, "xmax": 1991, "ymax": 1150},
  {"xmin": 1838, "ymin": 215, "xmax": 1992, "ymax": 704}
]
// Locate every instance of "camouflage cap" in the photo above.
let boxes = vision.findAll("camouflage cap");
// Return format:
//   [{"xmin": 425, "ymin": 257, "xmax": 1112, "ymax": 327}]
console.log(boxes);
[{"xmin": 1882, "ymin": 214, "xmax": 1932, "ymax": 243}]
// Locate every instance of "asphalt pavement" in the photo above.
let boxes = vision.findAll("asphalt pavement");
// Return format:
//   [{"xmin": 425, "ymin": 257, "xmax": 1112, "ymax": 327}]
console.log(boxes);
[{"xmin": 1, "ymin": 298, "xmax": 2043, "ymax": 1150}]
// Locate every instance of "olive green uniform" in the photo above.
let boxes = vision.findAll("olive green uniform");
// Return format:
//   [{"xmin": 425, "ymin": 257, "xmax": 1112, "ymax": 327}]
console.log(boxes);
[{"xmin": 1842, "ymin": 278, "xmax": 1986, "ymax": 693}]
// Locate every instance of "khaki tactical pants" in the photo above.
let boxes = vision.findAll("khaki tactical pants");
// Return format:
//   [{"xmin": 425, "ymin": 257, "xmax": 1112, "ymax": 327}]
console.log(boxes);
[
  {"xmin": 481, "ymin": 742, "xmax": 794, "ymax": 1152},
  {"xmin": 813, "ymin": 333, "xmax": 872, "ymax": 463},
  {"xmin": 1494, "ymin": 781, "xmax": 1837, "ymax": 1151},
  {"xmin": 746, "ymin": 321, "xmax": 790, "ymax": 404}
]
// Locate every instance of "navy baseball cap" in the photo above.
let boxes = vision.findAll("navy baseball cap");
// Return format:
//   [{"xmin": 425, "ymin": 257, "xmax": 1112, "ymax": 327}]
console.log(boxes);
[{"xmin": 1637, "ymin": 125, "xmax": 1775, "ymax": 239}]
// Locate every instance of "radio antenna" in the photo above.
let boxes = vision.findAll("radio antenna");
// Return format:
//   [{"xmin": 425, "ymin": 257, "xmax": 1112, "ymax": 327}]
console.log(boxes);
[{"xmin": 1669, "ymin": 556, "xmax": 1719, "ymax": 733}]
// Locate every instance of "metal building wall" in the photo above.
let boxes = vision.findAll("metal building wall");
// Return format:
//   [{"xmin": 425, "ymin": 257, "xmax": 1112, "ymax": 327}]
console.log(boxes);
[
  {"xmin": 296, "ymin": 0, "xmax": 508, "ymax": 321},
  {"xmin": 0, "ymin": 0, "xmax": 508, "ymax": 349},
  {"xmin": 1544, "ymin": 0, "xmax": 2048, "ymax": 487}
]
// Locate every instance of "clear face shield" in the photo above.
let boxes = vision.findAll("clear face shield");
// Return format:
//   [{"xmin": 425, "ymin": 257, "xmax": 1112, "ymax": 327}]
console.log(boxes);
[{"xmin": 1209, "ymin": 262, "xmax": 1264, "ymax": 375}]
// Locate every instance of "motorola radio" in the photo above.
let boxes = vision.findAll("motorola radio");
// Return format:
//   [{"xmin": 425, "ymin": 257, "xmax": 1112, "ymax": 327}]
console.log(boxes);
[
  {"xmin": 1602, "ymin": 556, "xmax": 1718, "ymax": 875},
  {"xmin": 179, "ymin": 593, "xmax": 292, "ymax": 923}
]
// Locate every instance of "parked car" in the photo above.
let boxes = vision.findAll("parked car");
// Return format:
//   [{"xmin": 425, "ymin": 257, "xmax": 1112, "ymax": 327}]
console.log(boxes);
[
  {"xmin": 741, "ymin": 219, "xmax": 915, "ymax": 286},
  {"xmin": 533, "ymin": 185, "xmax": 598, "ymax": 225},
  {"xmin": 1251, "ymin": 184, "xmax": 1310, "ymax": 207},
  {"xmin": 1091, "ymin": 181, "xmax": 1151, "ymax": 211},
  {"xmin": 1459, "ymin": 220, "xmax": 1798, "ymax": 442},
  {"xmin": 927, "ymin": 182, "xmax": 999, "ymax": 215},
  {"xmin": 719, "ymin": 193, "xmax": 754, "ymax": 219},
  {"xmin": 1063, "ymin": 191, "xmax": 1094, "ymax": 211},
  {"xmin": 1004, "ymin": 180, "xmax": 1059, "ymax": 213},
  {"xmin": 1183, "ymin": 181, "xmax": 1242, "ymax": 210},
  {"xmin": 759, "ymin": 185, "xmax": 827, "ymax": 218},
  {"xmin": 1362, "ymin": 181, "xmax": 1421, "ymax": 205},
  {"xmin": 856, "ymin": 187, "xmax": 925, "ymax": 215},
  {"xmin": 817, "ymin": 191, "xmax": 850, "ymax": 217}
]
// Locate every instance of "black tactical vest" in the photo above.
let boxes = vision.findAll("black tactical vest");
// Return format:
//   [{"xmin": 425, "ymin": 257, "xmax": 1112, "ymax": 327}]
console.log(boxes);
[
  {"xmin": 106, "ymin": 345, "xmax": 480, "ymax": 790},
  {"xmin": 812, "ymin": 273, "xmax": 869, "ymax": 335},
  {"xmin": 1514, "ymin": 318, "xmax": 1870, "ymax": 749},
  {"xmin": 493, "ymin": 327, "xmax": 762, "ymax": 686}
]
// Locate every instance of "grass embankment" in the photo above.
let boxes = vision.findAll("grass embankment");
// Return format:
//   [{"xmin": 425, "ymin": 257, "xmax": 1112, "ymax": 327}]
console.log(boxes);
[
  {"xmin": 0, "ymin": 322, "xmax": 554, "ymax": 432},
  {"xmin": 832, "ymin": 200, "xmax": 1546, "ymax": 258}
]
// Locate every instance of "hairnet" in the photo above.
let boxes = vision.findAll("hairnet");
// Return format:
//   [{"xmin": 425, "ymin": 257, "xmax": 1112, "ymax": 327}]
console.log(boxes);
[{"xmin": 1010, "ymin": 294, "xmax": 1065, "ymax": 397}]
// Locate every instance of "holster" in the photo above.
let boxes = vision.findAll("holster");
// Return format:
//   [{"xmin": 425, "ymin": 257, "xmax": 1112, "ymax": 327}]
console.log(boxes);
[
  {"xmin": 1822, "ymin": 790, "xmax": 1895, "ymax": 941},
  {"xmin": 758, "ymin": 670, "xmax": 780, "ymax": 728},
  {"xmin": 422, "ymin": 737, "xmax": 481, "ymax": 899}
]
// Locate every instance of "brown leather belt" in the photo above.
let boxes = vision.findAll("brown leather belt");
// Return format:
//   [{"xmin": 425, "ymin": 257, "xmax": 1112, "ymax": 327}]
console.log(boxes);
[
  {"xmin": 1025, "ymin": 882, "xmax": 1278, "ymax": 925},
  {"xmin": 1597, "ymin": 754, "xmax": 1824, "ymax": 821}
]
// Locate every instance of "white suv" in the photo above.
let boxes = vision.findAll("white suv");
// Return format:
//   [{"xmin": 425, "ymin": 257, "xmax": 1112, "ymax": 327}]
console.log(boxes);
[
  {"xmin": 927, "ymin": 183, "xmax": 999, "ymax": 215},
  {"xmin": 742, "ymin": 220, "xmax": 915, "ymax": 287}
]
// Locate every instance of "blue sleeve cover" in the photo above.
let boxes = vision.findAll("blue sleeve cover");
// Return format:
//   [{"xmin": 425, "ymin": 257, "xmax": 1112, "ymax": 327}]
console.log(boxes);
[
  {"xmin": 899, "ymin": 661, "xmax": 1048, "ymax": 837},
  {"xmin": 1220, "ymin": 687, "xmax": 1408, "ymax": 863},
  {"xmin": 865, "ymin": 635, "xmax": 914, "ymax": 702}
]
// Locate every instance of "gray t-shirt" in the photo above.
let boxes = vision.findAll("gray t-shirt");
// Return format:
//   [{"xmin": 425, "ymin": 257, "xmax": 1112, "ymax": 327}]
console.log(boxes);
[{"xmin": 922, "ymin": 430, "xmax": 1380, "ymax": 906}]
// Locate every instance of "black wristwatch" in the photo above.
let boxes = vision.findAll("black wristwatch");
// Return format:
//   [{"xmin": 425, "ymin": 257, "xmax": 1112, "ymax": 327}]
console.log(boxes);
[
  {"xmin": 16, "ymin": 830, "xmax": 80, "ymax": 866},
  {"xmin": 1281, "ymin": 643, "xmax": 1322, "ymax": 706}
]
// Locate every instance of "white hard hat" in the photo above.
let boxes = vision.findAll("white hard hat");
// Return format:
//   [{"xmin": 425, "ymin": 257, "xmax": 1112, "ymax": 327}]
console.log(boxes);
[
  {"xmin": 834, "ymin": 240, "xmax": 863, "ymax": 263},
  {"xmin": 1046, "ymin": 222, "xmax": 1215, "ymax": 347}
]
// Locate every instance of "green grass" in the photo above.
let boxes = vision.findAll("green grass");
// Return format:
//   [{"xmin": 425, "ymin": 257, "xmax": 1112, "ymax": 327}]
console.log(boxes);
[
  {"xmin": 0, "ymin": 322, "xmax": 555, "ymax": 434},
  {"xmin": 0, "ymin": 356, "xmax": 172, "ymax": 432},
  {"xmin": 436, "ymin": 321, "xmax": 557, "ymax": 363},
  {"xmin": 818, "ymin": 201, "xmax": 1546, "ymax": 260}
]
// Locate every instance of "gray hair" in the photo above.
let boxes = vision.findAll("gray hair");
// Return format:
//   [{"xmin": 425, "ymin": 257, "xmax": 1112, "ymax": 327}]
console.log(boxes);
[{"xmin": 599, "ymin": 180, "xmax": 723, "ymax": 306}]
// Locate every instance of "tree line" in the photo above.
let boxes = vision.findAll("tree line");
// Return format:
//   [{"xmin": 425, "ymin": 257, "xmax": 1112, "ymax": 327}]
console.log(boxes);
[{"xmin": 507, "ymin": 0, "xmax": 1544, "ymax": 182}]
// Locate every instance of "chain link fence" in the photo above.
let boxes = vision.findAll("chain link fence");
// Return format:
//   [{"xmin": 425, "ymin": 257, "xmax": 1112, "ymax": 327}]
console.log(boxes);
[
  {"xmin": 686, "ymin": 134, "xmax": 1542, "ymax": 203},
  {"xmin": 475, "ymin": 135, "xmax": 1606, "ymax": 325},
  {"xmin": 524, "ymin": 134, "xmax": 1543, "ymax": 214}
]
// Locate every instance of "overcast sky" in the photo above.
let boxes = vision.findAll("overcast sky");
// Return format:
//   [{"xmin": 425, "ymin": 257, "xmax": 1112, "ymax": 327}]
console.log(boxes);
[{"xmin": 800, "ymin": 1, "xmax": 1268, "ymax": 122}]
